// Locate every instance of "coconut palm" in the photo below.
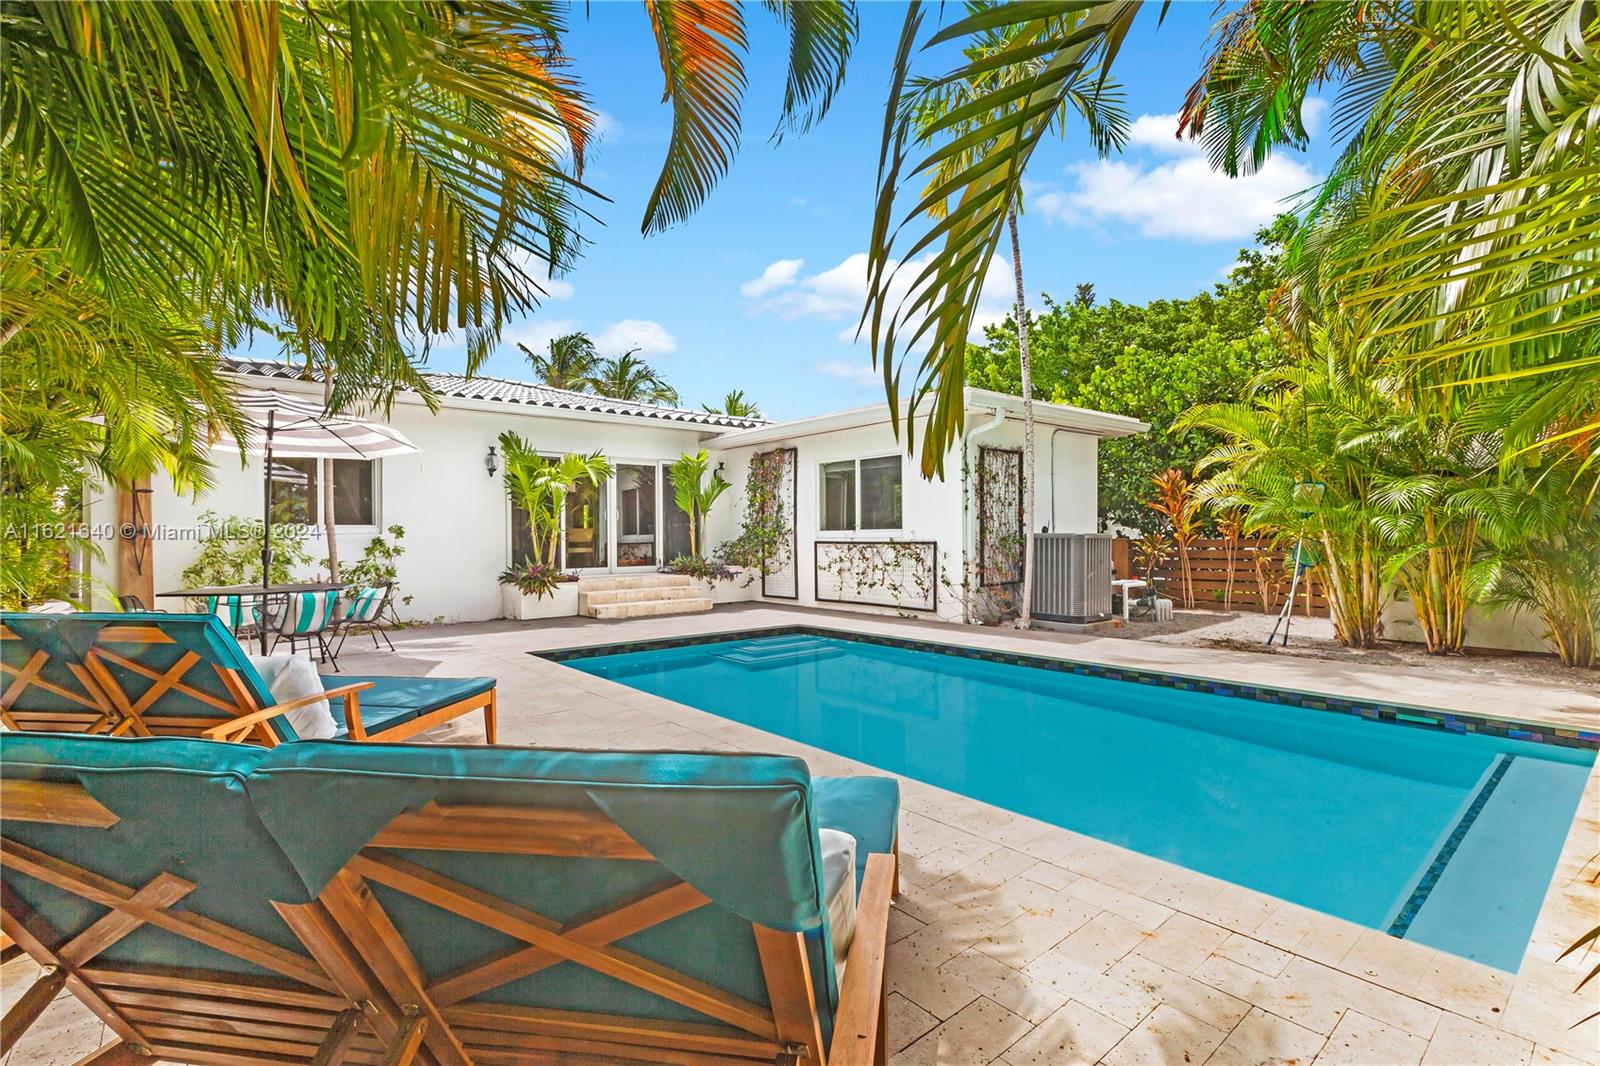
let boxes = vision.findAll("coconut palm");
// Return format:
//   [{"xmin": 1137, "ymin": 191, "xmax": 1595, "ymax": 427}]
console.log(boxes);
[
  {"xmin": 862, "ymin": 1, "xmax": 1141, "ymax": 473},
  {"xmin": 901, "ymin": 9, "xmax": 1127, "ymax": 624},
  {"xmin": 521, "ymin": 333, "xmax": 602, "ymax": 393},
  {"xmin": 592, "ymin": 352, "xmax": 679, "ymax": 407},
  {"xmin": 702, "ymin": 390, "xmax": 761, "ymax": 418}
]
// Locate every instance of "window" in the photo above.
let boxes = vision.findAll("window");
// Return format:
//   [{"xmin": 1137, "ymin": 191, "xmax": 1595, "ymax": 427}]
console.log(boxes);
[
  {"xmin": 269, "ymin": 458, "xmax": 377, "ymax": 527},
  {"xmin": 820, "ymin": 456, "xmax": 902, "ymax": 531}
]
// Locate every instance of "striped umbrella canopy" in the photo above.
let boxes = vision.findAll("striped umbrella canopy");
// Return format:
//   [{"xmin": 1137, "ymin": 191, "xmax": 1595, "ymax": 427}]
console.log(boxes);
[
  {"xmin": 215, "ymin": 389, "xmax": 418, "ymax": 653},
  {"xmin": 215, "ymin": 388, "xmax": 419, "ymax": 460}
]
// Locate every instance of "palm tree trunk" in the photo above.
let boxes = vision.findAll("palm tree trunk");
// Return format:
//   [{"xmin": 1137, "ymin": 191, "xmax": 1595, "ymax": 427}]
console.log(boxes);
[
  {"xmin": 1008, "ymin": 207, "xmax": 1035, "ymax": 629},
  {"xmin": 321, "ymin": 372, "xmax": 340, "ymax": 585}
]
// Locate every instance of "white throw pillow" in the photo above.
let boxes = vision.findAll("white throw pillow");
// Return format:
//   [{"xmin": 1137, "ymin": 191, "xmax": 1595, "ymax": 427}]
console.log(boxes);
[
  {"xmin": 819, "ymin": 828, "xmax": 858, "ymax": 972},
  {"xmin": 247, "ymin": 655, "xmax": 337, "ymax": 740}
]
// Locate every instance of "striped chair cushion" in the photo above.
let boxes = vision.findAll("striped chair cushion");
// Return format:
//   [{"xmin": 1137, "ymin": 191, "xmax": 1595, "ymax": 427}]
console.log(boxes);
[
  {"xmin": 206, "ymin": 595, "xmax": 250, "ymax": 631},
  {"xmin": 278, "ymin": 590, "xmax": 337, "ymax": 636},
  {"xmin": 346, "ymin": 586, "xmax": 386, "ymax": 623}
]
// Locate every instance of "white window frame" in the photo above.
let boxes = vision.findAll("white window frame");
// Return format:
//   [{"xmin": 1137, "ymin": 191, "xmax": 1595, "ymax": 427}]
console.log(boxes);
[
  {"xmin": 276, "ymin": 457, "xmax": 381, "ymax": 533},
  {"xmin": 817, "ymin": 453, "xmax": 903, "ymax": 535}
]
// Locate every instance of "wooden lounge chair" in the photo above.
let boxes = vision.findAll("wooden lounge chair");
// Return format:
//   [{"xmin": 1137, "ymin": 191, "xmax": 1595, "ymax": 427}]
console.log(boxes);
[
  {"xmin": 0, "ymin": 612, "xmax": 497, "ymax": 745},
  {"xmin": 0, "ymin": 732, "xmax": 899, "ymax": 1065}
]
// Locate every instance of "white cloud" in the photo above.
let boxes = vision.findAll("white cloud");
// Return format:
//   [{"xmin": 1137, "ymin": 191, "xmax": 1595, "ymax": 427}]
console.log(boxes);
[
  {"xmin": 1030, "ymin": 107, "xmax": 1323, "ymax": 242},
  {"xmin": 740, "ymin": 258, "xmax": 805, "ymax": 298},
  {"xmin": 1125, "ymin": 112, "xmax": 1188, "ymax": 152},
  {"xmin": 745, "ymin": 252, "xmax": 1015, "ymax": 345},
  {"xmin": 501, "ymin": 318, "xmax": 579, "ymax": 357},
  {"xmin": 596, "ymin": 319, "xmax": 677, "ymax": 358},
  {"xmin": 816, "ymin": 359, "xmax": 881, "ymax": 388}
]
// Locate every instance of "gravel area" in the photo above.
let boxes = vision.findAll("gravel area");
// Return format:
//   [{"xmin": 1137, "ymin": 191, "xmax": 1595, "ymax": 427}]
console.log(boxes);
[{"xmin": 1118, "ymin": 607, "xmax": 1600, "ymax": 693}]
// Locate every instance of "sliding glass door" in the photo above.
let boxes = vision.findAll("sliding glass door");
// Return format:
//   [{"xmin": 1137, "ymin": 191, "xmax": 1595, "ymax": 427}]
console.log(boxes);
[{"xmin": 617, "ymin": 464, "xmax": 658, "ymax": 568}]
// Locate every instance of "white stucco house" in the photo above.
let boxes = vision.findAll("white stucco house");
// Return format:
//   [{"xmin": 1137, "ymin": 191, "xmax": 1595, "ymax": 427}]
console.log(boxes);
[{"xmin": 84, "ymin": 357, "xmax": 1147, "ymax": 624}]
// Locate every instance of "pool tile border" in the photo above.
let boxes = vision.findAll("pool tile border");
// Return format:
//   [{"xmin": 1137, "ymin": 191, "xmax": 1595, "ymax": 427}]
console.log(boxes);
[
  {"xmin": 1387, "ymin": 754, "xmax": 1516, "ymax": 938},
  {"xmin": 536, "ymin": 624, "xmax": 1600, "ymax": 752}
]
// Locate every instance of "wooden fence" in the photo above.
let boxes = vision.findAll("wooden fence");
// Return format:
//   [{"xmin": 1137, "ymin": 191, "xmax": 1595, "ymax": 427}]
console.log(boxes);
[{"xmin": 1114, "ymin": 537, "xmax": 1330, "ymax": 617}]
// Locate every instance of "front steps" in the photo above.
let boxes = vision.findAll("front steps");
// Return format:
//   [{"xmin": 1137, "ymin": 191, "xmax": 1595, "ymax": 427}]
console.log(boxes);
[{"xmin": 577, "ymin": 573, "xmax": 713, "ymax": 620}]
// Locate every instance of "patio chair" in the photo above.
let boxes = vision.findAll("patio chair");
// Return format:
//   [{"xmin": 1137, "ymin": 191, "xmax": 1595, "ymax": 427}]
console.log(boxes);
[
  {"xmin": 0, "ymin": 614, "xmax": 116, "ymax": 735},
  {"xmin": 276, "ymin": 588, "xmax": 341, "ymax": 666},
  {"xmin": 332, "ymin": 581, "xmax": 396, "ymax": 655},
  {"xmin": 0, "ymin": 732, "xmax": 899, "ymax": 1066},
  {"xmin": 0, "ymin": 612, "xmax": 497, "ymax": 745}
]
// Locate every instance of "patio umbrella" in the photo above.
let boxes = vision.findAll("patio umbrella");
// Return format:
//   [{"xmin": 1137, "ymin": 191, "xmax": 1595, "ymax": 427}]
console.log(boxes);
[{"xmin": 213, "ymin": 389, "xmax": 419, "ymax": 652}]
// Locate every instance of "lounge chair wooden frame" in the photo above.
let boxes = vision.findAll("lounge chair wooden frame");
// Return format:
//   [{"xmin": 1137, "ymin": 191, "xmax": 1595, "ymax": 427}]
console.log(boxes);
[
  {"xmin": 1, "ymin": 622, "xmax": 498, "ymax": 746},
  {"xmin": 0, "ymin": 776, "xmax": 892, "ymax": 1065}
]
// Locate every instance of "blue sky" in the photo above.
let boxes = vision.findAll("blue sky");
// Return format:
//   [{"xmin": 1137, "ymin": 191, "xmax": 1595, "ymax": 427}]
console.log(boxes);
[{"xmin": 286, "ymin": 4, "xmax": 1333, "ymax": 420}]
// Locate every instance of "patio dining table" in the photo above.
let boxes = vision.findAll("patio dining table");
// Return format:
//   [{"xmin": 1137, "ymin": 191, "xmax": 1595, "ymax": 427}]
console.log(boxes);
[{"xmin": 156, "ymin": 582, "xmax": 347, "ymax": 653}]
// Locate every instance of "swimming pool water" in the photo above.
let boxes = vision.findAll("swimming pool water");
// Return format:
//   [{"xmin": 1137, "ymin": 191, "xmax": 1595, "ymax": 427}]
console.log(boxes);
[{"xmin": 565, "ymin": 633, "xmax": 1594, "ymax": 971}]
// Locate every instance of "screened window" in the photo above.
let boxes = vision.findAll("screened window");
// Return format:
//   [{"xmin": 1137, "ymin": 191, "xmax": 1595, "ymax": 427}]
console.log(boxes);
[
  {"xmin": 269, "ymin": 459, "xmax": 376, "ymax": 526},
  {"xmin": 820, "ymin": 461, "xmax": 856, "ymax": 531},
  {"xmin": 820, "ymin": 456, "xmax": 902, "ymax": 532}
]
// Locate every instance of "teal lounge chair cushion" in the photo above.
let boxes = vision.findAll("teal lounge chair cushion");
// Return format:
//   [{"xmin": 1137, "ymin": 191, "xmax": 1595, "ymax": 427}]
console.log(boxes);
[
  {"xmin": 246, "ymin": 741, "xmax": 839, "ymax": 1034},
  {"xmin": 54, "ymin": 613, "xmax": 295, "ymax": 743},
  {"xmin": 0, "ymin": 733, "xmax": 307, "ymax": 974},
  {"xmin": 329, "ymin": 700, "xmax": 418, "ymax": 737},
  {"xmin": 326, "ymin": 674, "xmax": 494, "ymax": 717},
  {"xmin": 814, "ymin": 775, "xmax": 901, "ymax": 897},
  {"xmin": 0, "ymin": 614, "xmax": 103, "ymax": 716}
]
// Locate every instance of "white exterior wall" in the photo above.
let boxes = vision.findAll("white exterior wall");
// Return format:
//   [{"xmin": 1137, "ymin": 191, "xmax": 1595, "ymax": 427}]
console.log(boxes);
[
  {"xmin": 965, "ymin": 419, "xmax": 1101, "ymax": 536},
  {"xmin": 704, "ymin": 409, "xmax": 1105, "ymax": 625},
  {"xmin": 84, "ymin": 389, "xmax": 719, "ymax": 623},
  {"xmin": 707, "ymin": 418, "xmax": 967, "ymax": 622}
]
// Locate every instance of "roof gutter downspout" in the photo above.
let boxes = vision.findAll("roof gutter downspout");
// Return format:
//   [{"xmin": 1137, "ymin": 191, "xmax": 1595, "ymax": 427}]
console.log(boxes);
[{"xmin": 962, "ymin": 404, "xmax": 1010, "ymax": 624}]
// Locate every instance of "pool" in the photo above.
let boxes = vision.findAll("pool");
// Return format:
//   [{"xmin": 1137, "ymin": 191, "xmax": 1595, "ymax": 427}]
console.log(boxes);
[{"xmin": 558, "ymin": 631, "xmax": 1595, "ymax": 972}]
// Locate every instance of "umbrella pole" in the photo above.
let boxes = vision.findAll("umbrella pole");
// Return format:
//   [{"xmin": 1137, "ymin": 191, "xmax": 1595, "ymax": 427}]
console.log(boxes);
[{"xmin": 261, "ymin": 411, "xmax": 274, "ymax": 655}]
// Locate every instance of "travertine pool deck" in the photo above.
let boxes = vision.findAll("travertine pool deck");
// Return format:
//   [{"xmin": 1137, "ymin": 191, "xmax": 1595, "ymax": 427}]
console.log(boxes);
[{"xmin": 6, "ymin": 605, "xmax": 1598, "ymax": 1065}]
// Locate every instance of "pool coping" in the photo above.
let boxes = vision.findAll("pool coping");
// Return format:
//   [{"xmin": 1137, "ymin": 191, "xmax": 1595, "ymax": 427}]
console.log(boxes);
[{"xmin": 534, "ymin": 623, "xmax": 1600, "ymax": 753}]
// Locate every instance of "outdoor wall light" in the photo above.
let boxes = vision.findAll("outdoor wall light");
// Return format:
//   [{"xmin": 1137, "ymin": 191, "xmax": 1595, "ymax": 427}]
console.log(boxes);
[
  {"xmin": 485, "ymin": 444, "xmax": 498, "ymax": 478},
  {"xmin": 715, "ymin": 461, "xmax": 726, "ymax": 477}
]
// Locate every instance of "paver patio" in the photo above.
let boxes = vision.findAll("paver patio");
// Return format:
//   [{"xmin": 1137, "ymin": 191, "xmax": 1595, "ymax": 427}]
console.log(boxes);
[{"xmin": 5, "ymin": 604, "xmax": 1597, "ymax": 1065}]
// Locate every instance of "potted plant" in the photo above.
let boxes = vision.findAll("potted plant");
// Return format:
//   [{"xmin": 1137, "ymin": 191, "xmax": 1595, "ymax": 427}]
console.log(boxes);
[
  {"xmin": 498, "ymin": 560, "xmax": 581, "ymax": 619},
  {"xmin": 499, "ymin": 433, "xmax": 611, "ymax": 619}
]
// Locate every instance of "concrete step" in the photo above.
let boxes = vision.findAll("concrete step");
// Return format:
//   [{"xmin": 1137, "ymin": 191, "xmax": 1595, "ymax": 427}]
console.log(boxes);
[
  {"xmin": 581, "ymin": 597, "xmax": 713, "ymax": 620},
  {"xmin": 578, "ymin": 585, "xmax": 703, "ymax": 608},
  {"xmin": 578, "ymin": 573, "xmax": 693, "ymax": 592}
]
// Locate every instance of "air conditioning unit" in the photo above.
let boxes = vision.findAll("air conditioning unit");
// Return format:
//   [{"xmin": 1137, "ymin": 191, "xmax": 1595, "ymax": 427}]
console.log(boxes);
[{"xmin": 1032, "ymin": 533, "xmax": 1113, "ymax": 622}]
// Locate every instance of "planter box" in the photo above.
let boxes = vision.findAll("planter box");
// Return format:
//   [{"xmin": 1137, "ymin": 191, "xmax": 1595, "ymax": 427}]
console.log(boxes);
[
  {"xmin": 501, "ymin": 581, "xmax": 579, "ymax": 620},
  {"xmin": 697, "ymin": 569, "xmax": 759, "ymax": 605}
]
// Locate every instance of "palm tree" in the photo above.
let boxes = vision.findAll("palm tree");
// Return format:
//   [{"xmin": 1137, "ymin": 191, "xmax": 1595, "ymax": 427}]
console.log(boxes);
[
  {"xmin": 902, "ymin": 9, "xmax": 1128, "ymax": 625},
  {"xmin": 1181, "ymin": 0, "xmax": 1600, "ymax": 482},
  {"xmin": 862, "ymin": 1, "xmax": 1141, "ymax": 474},
  {"xmin": 668, "ymin": 450, "xmax": 732, "ymax": 558},
  {"xmin": 499, "ymin": 432, "xmax": 613, "ymax": 567},
  {"xmin": 592, "ymin": 352, "xmax": 679, "ymax": 407},
  {"xmin": 520, "ymin": 333, "xmax": 601, "ymax": 393},
  {"xmin": 702, "ymin": 390, "xmax": 761, "ymax": 418}
]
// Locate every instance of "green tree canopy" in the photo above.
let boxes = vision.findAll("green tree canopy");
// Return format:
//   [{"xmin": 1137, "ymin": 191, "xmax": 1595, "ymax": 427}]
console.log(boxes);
[{"xmin": 965, "ymin": 217, "xmax": 1294, "ymax": 531}]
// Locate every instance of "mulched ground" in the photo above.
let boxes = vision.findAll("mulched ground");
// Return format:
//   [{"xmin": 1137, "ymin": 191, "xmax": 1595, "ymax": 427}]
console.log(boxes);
[{"xmin": 1120, "ymin": 608, "xmax": 1600, "ymax": 693}]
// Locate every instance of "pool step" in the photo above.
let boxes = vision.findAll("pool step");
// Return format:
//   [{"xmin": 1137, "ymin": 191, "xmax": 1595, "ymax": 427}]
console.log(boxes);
[
  {"xmin": 713, "ymin": 636, "xmax": 843, "ymax": 669},
  {"xmin": 577, "ymin": 574, "xmax": 711, "ymax": 620}
]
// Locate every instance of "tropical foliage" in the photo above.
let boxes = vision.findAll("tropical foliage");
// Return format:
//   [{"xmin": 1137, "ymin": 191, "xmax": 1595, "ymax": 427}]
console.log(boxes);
[
  {"xmin": 667, "ymin": 450, "xmax": 731, "ymax": 559},
  {"xmin": 498, "ymin": 560, "xmax": 576, "ymax": 601},
  {"xmin": 966, "ymin": 219, "xmax": 1294, "ymax": 530},
  {"xmin": 592, "ymin": 353, "xmax": 680, "ymax": 407},
  {"xmin": 703, "ymin": 390, "xmax": 762, "ymax": 418},
  {"xmin": 1, "ymin": 0, "xmax": 860, "ymax": 605},
  {"xmin": 499, "ymin": 432, "xmax": 612, "ymax": 567},
  {"xmin": 521, "ymin": 334, "xmax": 603, "ymax": 393}
]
